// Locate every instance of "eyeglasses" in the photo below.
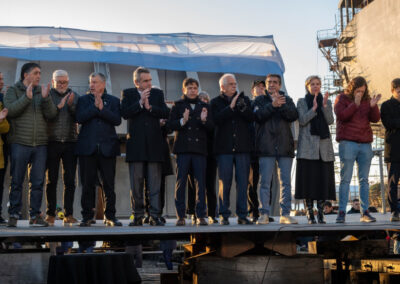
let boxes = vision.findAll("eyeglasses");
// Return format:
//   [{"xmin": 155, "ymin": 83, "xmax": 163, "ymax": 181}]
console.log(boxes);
[{"xmin": 56, "ymin": 81, "xmax": 69, "ymax": 85}]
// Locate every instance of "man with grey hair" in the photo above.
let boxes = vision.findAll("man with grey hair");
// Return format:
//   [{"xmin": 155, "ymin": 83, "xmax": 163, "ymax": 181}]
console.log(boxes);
[
  {"xmin": 210, "ymin": 73, "xmax": 253, "ymax": 225},
  {"xmin": 76, "ymin": 72, "xmax": 122, "ymax": 227},
  {"xmin": 44, "ymin": 70, "xmax": 79, "ymax": 225},
  {"xmin": 121, "ymin": 66, "xmax": 169, "ymax": 226}
]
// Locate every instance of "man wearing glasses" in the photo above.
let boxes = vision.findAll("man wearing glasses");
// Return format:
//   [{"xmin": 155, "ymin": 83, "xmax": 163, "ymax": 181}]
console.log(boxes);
[{"xmin": 45, "ymin": 70, "xmax": 79, "ymax": 226}]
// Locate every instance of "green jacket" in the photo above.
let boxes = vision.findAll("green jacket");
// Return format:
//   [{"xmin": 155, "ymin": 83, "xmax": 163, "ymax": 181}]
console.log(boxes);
[{"xmin": 4, "ymin": 81, "xmax": 57, "ymax": 146}]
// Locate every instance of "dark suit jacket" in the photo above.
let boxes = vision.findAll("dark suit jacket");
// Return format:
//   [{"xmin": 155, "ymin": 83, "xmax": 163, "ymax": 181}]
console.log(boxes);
[
  {"xmin": 210, "ymin": 92, "xmax": 253, "ymax": 155},
  {"xmin": 75, "ymin": 92, "xmax": 121, "ymax": 157},
  {"xmin": 168, "ymin": 97, "xmax": 213, "ymax": 156},
  {"xmin": 121, "ymin": 87, "xmax": 169, "ymax": 162}
]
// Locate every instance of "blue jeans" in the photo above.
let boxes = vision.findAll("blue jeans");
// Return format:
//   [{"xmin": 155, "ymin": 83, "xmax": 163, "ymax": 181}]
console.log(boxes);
[
  {"xmin": 338, "ymin": 140, "xmax": 373, "ymax": 213},
  {"xmin": 259, "ymin": 157, "xmax": 293, "ymax": 216},
  {"xmin": 8, "ymin": 143, "xmax": 47, "ymax": 218},
  {"xmin": 217, "ymin": 153, "xmax": 250, "ymax": 219}
]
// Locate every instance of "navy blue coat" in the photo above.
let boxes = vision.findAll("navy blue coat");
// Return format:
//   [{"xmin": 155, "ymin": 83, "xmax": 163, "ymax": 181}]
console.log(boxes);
[
  {"xmin": 168, "ymin": 97, "xmax": 213, "ymax": 156},
  {"xmin": 121, "ymin": 87, "xmax": 170, "ymax": 162},
  {"xmin": 75, "ymin": 92, "xmax": 121, "ymax": 157}
]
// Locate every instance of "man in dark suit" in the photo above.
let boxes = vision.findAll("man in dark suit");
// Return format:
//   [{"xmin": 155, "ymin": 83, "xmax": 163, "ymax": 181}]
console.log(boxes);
[
  {"xmin": 168, "ymin": 78, "xmax": 213, "ymax": 226},
  {"xmin": 76, "ymin": 72, "xmax": 122, "ymax": 227},
  {"xmin": 121, "ymin": 67, "xmax": 169, "ymax": 226}
]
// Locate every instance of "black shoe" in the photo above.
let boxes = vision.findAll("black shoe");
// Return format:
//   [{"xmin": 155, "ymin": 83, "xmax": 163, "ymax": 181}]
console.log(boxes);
[
  {"xmin": 238, "ymin": 217, "xmax": 253, "ymax": 225},
  {"xmin": 129, "ymin": 216, "xmax": 144, "ymax": 226},
  {"xmin": 149, "ymin": 216, "xmax": 164, "ymax": 226},
  {"xmin": 220, "ymin": 217, "xmax": 230, "ymax": 225},
  {"xmin": 160, "ymin": 216, "xmax": 167, "ymax": 224},
  {"xmin": 80, "ymin": 219, "xmax": 92, "ymax": 227},
  {"xmin": 251, "ymin": 216, "xmax": 258, "ymax": 223},
  {"xmin": 268, "ymin": 217, "xmax": 275, "ymax": 222},
  {"xmin": 305, "ymin": 199, "xmax": 316, "ymax": 224},
  {"xmin": 29, "ymin": 214, "xmax": 49, "ymax": 227},
  {"xmin": 197, "ymin": 218, "xmax": 208, "ymax": 226},
  {"xmin": 317, "ymin": 200, "xmax": 326, "ymax": 224},
  {"xmin": 143, "ymin": 215, "xmax": 150, "ymax": 224},
  {"xmin": 0, "ymin": 215, "xmax": 6, "ymax": 225},
  {"xmin": 105, "ymin": 218, "xmax": 122, "ymax": 227},
  {"xmin": 336, "ymin": 211, "xmax": 346, "ymax": 223},
  {"xmin": 7, "ymin": 216, "xmax": 18, "ymax": 227},
  {"xmin": 176, "ymin": 218, "xmax": 186, "ymax": 226}
]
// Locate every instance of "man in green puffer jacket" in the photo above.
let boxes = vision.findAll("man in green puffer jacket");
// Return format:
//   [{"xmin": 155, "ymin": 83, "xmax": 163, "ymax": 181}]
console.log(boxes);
[{"xmin": 4, "ymin": 62, "xmax": 57, "ymax": 227}]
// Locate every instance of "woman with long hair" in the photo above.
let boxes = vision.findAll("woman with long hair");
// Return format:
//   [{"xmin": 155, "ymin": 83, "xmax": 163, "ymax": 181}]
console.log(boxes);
[
  {"xmin": 295, "ymin": 75, "xmax": 336, "ymax": 224},
  {"xmin": 334, "ymin": 76, "xmax": 381, "ymax": 223}
]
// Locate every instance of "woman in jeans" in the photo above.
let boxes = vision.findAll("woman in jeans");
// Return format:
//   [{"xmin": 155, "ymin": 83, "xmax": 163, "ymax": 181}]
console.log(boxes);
[
  {"xmin": 295, "ymin": 76, "xmax": 336, "ymax": 224},
  {"xmin": 334, "ymin": 76, "xmax": 381, "ymax": 223}
]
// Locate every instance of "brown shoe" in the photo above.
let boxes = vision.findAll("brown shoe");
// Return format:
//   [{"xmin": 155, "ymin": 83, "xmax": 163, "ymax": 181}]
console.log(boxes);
[
  {"xmin": 196, "ymin": 218, "xmax": 208, "ymax": 226},
  {"xmin": 45, "ymin": 215, "xmax": 55, "ymax": 226},
  {"xmin": 63, "ymin": 215, "xmax": 78, "ymax": 225},
  {"xmin": 176, "ymin": 218, "xmax": 186, "ymax": 226}
]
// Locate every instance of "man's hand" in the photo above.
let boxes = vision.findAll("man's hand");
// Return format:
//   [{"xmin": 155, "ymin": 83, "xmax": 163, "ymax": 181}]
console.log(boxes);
[
  {"xmin": 67, "ymin": 92, "xmax": 75, "ymax": 106},
  {"xmin": 0, "ymin": 108, "xmax": 8, "ymax": 122},
  {"xmin": 94, "ymin": 94, "xmax": 103, "ymax": 110},
  {"xmin": 182, "ymin": 108, "xmax": 190, "ymax": 125},
  {"xmin": 370, "ymin": 93, "xmax": 382, "ymax": 108},
  {"xmin": 41, "ymin": 83, "xmax": 50, "ymax": 98},
  {"xmin": 26, "ymin": 83, "xmax": 33, "ymax": 99},
  {"xmin": 230, "ymin": 93, "xmax": 240, "ymax": 109},
  {"xmin": 201, "ymin": 107, "xmax": 208, "ymax": 122},
  {"xmin": 272, "ymin": 92, "xmax": 285, "ymax": 107},
  {"xmin": 140, "ymin": 88, "xmax": 150, "ymax": 106},
  {"xmin": 57, "ymin": 94, "xmax": 69, "ymax": 109},
  {"xmin": 160, "ymin": 119, "xmax": 167, "ymax": 126}
]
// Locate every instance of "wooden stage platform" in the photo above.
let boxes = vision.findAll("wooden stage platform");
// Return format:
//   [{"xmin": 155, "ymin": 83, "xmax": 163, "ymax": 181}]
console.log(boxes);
[{"xmin": 1, "ymin": 213, "xmax": 399, "ymax": 242}]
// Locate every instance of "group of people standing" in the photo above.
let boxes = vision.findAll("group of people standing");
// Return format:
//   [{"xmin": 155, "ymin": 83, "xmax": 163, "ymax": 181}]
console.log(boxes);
[{"xmin": 0, "ymin": 62, "xmax": 399, "ymax": 228}]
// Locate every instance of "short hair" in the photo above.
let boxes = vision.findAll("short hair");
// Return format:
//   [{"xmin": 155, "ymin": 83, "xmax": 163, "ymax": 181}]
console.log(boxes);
[
  {"xmin": 266, "ymin": 74, "xmax": 282, "ymax": 85},
  {"xmin": 133, "ymin": 67, "xmax": 150, "ymax": 82},
  {"xmin": 391, "ymin": 78, "xmax": 400, "ymax": 91},
  {"xmin": 52, "ymin": 70, "xmax": 69, "ymax": 80},
  {"xmin": 324, "ymin": 201, "xmax": 332, "ymax": 208},
  {"xmin": 182, "ymin": 77, "xmax": 199, "ymax": 88},
  {"xmin": 219, "ymin": 73, "xmax": 236, "ymax": 89},
  {"xmin": 305, "ymin": 75, "xmax": 321, "ymax": 92},
  {"xmin": 89, "ymin": 72, "xmax": 106, "ymax": 82},
  {"xmin": 352, "ymin": 198, "xmax": 360, "ymax": 203},
  {"xmin": 20, "ymin": 62, "xmax": 40, "ymax": 81},
  {"xmin": 199, "ymin": 91, "xmax": 210, "ymax": 102},
  {"xmin": 345, "ymin": 76, "xmax": 370, "ymax": 102}
]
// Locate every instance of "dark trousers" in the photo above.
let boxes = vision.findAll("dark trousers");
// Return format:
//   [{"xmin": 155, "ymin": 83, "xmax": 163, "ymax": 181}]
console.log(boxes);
[
  {"xmin": 247, "ymin": 160, "xmax": 260, "ymax": 218},
  {"xmin": 45, "ymin": 142, "xmax": 77, "ymax": 217},
  {"xmin": 217, "ymin": 153, "xmax": 250, "ymax": 219},
  {"xmin": 79, "ymin": 154, "xmax": 116, "ymax": 220},
  {"xmin": 8, "ymin": 143, "xmax": 47, "ymax": 218},
  {"xmin": 388, "ymin": 162, "xmax": 400, "ymax": 213},
  {"xmin": 175, "ymin": 154, "xmax": 207, "ymax": 219},
  {"xmin": 130, "ymin": 162, "xmax": 162, "ymax": 218},
  {"xmin": 187, "ymin": 157, "xmax": 217, "ymax": 218},
  {"xmin": 0, "ymin": 141, "xmax": 8, "ymax": 213}
]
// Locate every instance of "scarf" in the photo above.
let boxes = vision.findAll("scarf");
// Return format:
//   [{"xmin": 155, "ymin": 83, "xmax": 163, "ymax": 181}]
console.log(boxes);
[{"xmin": 305, "ymin": 93, "xmax": 330, "ymax": 139}]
